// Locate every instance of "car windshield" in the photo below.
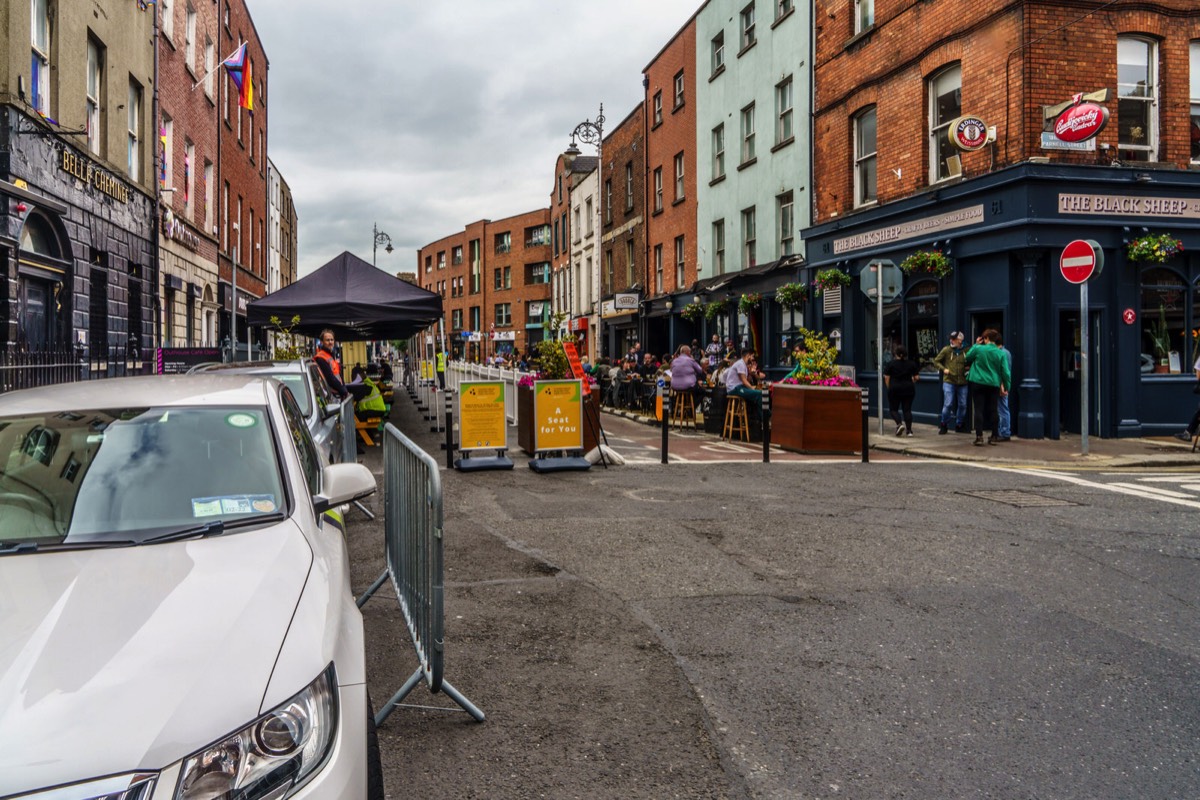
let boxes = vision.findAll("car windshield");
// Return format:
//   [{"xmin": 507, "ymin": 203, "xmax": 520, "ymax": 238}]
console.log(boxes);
[{"xmin": 0, "ymin": 405, "xmax": 286, "ymax": 548}]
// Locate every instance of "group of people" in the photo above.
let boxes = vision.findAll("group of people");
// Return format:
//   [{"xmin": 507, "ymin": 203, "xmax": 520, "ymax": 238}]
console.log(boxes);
[{"xmin": 883, "ymin": 329, "xmax": 1012, "ymax": 445}]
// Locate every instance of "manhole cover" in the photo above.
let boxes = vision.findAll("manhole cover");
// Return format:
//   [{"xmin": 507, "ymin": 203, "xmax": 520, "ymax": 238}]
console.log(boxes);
[{"xmin": 957, "ymin": 490, "xmax": 1077, "ymax": 508}]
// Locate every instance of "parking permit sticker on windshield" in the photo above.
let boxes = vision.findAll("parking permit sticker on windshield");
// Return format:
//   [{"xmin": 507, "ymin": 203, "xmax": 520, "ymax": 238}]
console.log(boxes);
[
  {"xmin": 192, "ymin": 494, "xmax": 276, "ymax": 517},
  {"xmin": 226, "ymin": 413, "xmax": 257, "ymax": 428}
]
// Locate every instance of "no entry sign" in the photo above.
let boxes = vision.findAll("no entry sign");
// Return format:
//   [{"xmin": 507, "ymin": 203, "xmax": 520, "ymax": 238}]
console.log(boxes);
[{"xmin": 1060, "ymin": 239, "xmax": 1103, "ymax": 284}]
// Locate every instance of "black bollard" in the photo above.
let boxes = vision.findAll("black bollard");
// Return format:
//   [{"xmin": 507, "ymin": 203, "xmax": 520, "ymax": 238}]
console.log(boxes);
[
  {"xmin": 861, "ymin": 387, "xmax": 870, "ymax": 464},
  {"xmin": 660, "ymin": 385, "xmax": 670, "ymax": 465},
  {"xmin": 762, "ymin": 384, "xmax": 771, "ymax": 463},
  {"xmin": 445, "ymin": 389, "xmax": 455, "ymax": 469}
]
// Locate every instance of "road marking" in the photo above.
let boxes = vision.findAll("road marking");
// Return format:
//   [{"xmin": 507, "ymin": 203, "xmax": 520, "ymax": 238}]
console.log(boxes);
[{"xmin": 983, "ymin": 465, "xmax": 1200, "ymax": 509}]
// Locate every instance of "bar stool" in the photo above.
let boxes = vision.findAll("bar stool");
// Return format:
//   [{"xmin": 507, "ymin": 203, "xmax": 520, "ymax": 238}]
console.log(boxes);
[
  {"xmin": 722, "ymin": 395, "xmax": 749, "ymax": 442},
  {"xmin": 670, "ymin": 389, "xmax": 696, "ymax": 430}
]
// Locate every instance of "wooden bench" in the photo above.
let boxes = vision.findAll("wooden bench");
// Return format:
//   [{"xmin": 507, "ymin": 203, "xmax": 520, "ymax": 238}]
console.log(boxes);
[{"xmin": 356, "ymin": 415, "xmax": 384, "ymax": 447}]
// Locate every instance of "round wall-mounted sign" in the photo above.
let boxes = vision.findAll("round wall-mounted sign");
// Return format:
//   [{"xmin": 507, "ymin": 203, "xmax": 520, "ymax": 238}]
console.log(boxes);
[
  {"xmin": 1122, "ymin": 308, "xmax": 1136, "ymax": 325},
  {"xmin": 1054, "ymin": 102, "xmax": 1109, "ymax": 143},
  {"xmin": 949, "ymin": 116, "xmax": 989, "ymax": 152}
]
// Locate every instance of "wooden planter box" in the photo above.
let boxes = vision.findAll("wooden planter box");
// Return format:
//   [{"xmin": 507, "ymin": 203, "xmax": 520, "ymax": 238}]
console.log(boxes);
[
  {"xmin": 770, "ymin": 383, "xmax": 861, "ymax": 454},
  {"xmin": 517, "ymin": 384, "xmax": 600, "ymax": 455}
]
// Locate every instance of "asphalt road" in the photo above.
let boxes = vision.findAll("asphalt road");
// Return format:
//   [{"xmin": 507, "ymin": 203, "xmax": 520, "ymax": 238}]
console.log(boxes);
[{"xmin": 349, "ymin": 398, "xmax": 1200, "ymax": 799}]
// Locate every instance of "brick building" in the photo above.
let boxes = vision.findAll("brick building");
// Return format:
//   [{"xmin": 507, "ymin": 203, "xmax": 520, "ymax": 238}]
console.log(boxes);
[
  {"xmin": 642, "ymin": 13, "xmax": 698, "ymax": 357},
  {"xmin": 599, "ymin": 103, "xmax": 647, "ymax": 358},
  {"xmin": 417, "ymin": 208, "xmax": 551, "ymax": 361},
  {"xmin": 550, "ymin": 150, "xmax": 597, "ymax": 354},
  {"xmin": 217, "ymin": 0, "xmax": 269, "ymax": 354},
  {"xmin": 803, "ymin": 0, "xmax": 1200, "ymax": 439}
]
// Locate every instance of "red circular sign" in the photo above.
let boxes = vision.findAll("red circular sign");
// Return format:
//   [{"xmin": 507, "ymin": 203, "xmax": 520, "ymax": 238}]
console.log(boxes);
[
  {"xmin": 1123, "ymin": 308, "xmax": 1137, "ymax": 325},
  {"xmin": 1054, "ymin": 103, "xmax": 1109, "ymax": 143},
  {"xmin": 1060, "ymin": 240, "xmax": 1098, "ymax": 284},
  {"xmin": 950, "ymin": 116, "xmax": 989, "ymax": 152}
]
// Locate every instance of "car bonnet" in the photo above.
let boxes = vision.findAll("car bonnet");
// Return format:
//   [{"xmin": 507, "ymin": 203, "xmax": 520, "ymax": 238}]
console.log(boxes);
[{"xmin": 0, "ymin": 519, "xmax": 313, "ymax": 794}]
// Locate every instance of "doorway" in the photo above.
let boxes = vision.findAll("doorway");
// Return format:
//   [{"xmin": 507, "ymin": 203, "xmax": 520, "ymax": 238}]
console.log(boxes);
[{"xmin": 1058, "ymin": 309, "xmax": 1102, "ymax": 436}]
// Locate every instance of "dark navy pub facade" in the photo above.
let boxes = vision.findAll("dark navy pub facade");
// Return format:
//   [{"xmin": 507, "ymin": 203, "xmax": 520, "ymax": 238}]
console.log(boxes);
[{"xmin": 802, "ymin": 162, "xmax": 1200, "ymax": 440}]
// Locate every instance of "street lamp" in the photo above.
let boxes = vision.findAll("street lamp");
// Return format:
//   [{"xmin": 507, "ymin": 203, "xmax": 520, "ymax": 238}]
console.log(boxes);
[
  {"xmin": 372, "ymin": 222, "xmax": 394, "ymax": 266},
  {"xmin": 565, "ymin": 104, "xmax": 605, "ymax": 358}
]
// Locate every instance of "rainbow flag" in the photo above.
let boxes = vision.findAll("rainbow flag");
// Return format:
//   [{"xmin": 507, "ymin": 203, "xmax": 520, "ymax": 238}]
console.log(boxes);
[{"xmin": 223, "ymin": 43, "xmax": 253, "ymax": 111}]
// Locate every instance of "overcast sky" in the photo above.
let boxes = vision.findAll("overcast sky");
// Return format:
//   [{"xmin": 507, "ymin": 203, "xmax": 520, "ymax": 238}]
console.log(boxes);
[{"xmin": 250, "ymin": 0, "xmax": 702, "ymax": 278}]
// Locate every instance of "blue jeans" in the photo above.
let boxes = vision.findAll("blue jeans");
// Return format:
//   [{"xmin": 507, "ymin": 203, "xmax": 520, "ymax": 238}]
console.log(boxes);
[
  {"xmin": 998, "ymin": 393, "xmax": 1011, "ymax": 437},
  {"xmin": 940, "ymin": 383, "xmax": 968, "ymax": 428},
  {"xmin": 728, "ymin": 385, "xmax": 762, "ymax": 416}
]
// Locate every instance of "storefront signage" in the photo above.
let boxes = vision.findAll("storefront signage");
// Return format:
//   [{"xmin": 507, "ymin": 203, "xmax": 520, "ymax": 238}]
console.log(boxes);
[
  {"xmin": 1053, "ymin": 102, "xmax": 1108, "ymax": 143},
  {"xmin": 61, "ymin": 149, "xmax": 130, "ymax": 204},
  {"xmin": 533, "ymin": 380, "xmax": 584, "ymax": 452},
  {"xmin": 458, "ymin": 381, "xmax": 507, "ymax": 451},
  {"xmin": 601, "ymin": 299, "xmax": 636, "ymax": 318},
  {"xmin": 569, "ymin": 317, "xmax": 588, "ymax": 332},
  {"xmin": 1122, "ymin": 308, "xmax": 1136, "ymax": 325},
  {"xmin": 833, "ymin": 205, "xmax": 984, "ymax": 255},
  {"xmin": 1040, "ymin": 132, "xmax": 1096, "ymax": 151},
  {"xmin": 156, "ymin": 347, "xmax": 222, "ymax": 374},
  {"xmin": 613, "ymin": 292, "xmax": 639, "ymax": 310},
  {"xmin": 949, "ymin": 116, "xmax": 989, "ymax": 151},
  {"xmin": 162, "ymin": 208, "xmax": 201, "ymax": 251},
  {"xmin": 490, "ymin": 330, "xmax": 515, "ymax": 341},
  {"xmin": 1058, "ymin": 193, "xmax": 1200, "ymax": 218}
]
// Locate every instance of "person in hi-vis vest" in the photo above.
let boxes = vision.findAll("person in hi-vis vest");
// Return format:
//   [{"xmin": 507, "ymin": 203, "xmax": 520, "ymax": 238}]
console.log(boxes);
[{"xmin": 436, "ymin": 349, "xmax": 446, "ymax": 389}]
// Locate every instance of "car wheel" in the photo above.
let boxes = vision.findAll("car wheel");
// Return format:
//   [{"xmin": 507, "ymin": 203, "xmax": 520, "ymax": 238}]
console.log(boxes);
[{"xmin": 366, "ymin": 694, "xmax": 385, "ymax": 800}]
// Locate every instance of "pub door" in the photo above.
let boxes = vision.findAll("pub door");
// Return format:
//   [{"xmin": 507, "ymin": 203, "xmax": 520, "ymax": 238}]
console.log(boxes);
[{"xmin": 1058, "ymin": 309, "xmax": 1102, "ymax": 436}]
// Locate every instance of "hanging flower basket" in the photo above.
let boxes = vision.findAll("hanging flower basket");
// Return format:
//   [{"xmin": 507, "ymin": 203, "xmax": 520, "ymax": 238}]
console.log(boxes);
[
  {"xmin": 1127, "ymin": 233, "xmax": 1184, "ymax": 264},
  {"xmin": 680, "ymin": 302, "xmax": 706, "ymax": 323},
  {"xmin": 704, "ymin": 299, "xmax": 730, "ymax": 321},
  {"xmin": 773, "ymin": 282, "xmax": 808, "ymax": 310},
  {"xmin": 812, "ymin": 268, "xmax": 851, "ymax": 297},
  {"xmin": 899, "ymin": 249, "xmax": 953, "ymax": 278},
  {"xmin": 738, "ymin": 292, "xmax": 762, "ymax": 315}
]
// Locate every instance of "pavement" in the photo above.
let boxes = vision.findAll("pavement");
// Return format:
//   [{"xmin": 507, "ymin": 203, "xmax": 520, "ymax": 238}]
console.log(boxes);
[{"xmin": 602, "ymin": 404, "xmax": 1200, "ymax": 469}]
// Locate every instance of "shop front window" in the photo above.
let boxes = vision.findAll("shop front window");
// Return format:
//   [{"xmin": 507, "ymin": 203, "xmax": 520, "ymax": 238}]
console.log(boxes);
[
  {"xmin": 1140, "ymin": 267, "xmax": 1187, "ymax": 373},
  {"xmin": 905, "ymin": 281, "xmax": 940, "ymax": 371},
  {"xmin": 866, "ymin": 297, "xmax": 902, "ymax": 371}
]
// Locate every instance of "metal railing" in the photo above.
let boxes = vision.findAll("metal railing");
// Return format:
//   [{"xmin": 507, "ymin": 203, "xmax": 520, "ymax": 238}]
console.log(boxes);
[
  {"xmin": 0, "ymin": 346, "xmax": 154, "ymax": 395},
  {"xmin": 358, "ymin": 422, "xmax": 484, "ymax": 724}
]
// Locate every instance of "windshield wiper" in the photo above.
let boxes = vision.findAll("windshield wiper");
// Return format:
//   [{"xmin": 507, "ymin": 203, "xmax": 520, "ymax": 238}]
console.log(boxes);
[
  {"xmin": 0, "ymin": 541, "xmax": 40, "ymax": 555},
  {"xmin": 140, "ymin": 520, "xmax": 225, "ymax": 544}
]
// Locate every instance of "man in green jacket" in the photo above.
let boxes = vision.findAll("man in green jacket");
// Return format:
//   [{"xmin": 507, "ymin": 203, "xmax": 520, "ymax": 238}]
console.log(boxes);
[
  {"xmin": 964, "ymin": 329, "xmax": 1011, "ymax": 446},
  {"xmin": 932, "ymin": 331, "xmax": 968, "ymax": 434}
]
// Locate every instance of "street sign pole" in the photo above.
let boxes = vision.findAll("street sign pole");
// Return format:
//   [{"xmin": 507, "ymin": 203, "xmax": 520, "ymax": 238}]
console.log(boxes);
[
  {"xmin": 1059, "ymin": 239, "xmax": 1102, "ymax": 457},
  {"xmin": 877, "ymin": 264, "xmax": 884, "ymax": 435},
  {"xmin": 1080, "ymin": 280, "xmax": 1089, "ymax": 456}
]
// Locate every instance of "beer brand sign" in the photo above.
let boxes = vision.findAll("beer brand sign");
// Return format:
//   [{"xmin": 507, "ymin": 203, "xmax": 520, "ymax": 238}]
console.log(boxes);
[
  {"xmin": 949, "ymin": 116, "xmax": 988, "ymax": 152},
  {"xmin": 1053, "ymin": 102, "xmax": 1108, "ymax": 143}
]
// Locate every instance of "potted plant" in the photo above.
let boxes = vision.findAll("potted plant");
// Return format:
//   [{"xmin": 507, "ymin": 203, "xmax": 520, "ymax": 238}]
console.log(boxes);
[
  {"xmin": 680, "ymin": 302, "xmax": 706, "ymax": 324},
  {"xmin": 1127, "ymin": 233, "xmax": 1184, "ymax": 264},
  {"xmin": 899, "ymin": 249, "xmax": 953, "ymax": 278},
  {"xmin": 1148, "ymin": 304, "xmax": 1173, "ymax": 372},
  {"xmin": 772, "ymin": 328, "xmax": 860, "ymax": 453},
  {"xmin": 812, "ymin": 268, "xmax": 851, "ymax": 297},
  {"xmin": 773, "ymin": 282, "xmax": 808, "ymax": 310},
  {"xmin": 738, "ymin": 292, "xmax": 762, "ymax": 315}
]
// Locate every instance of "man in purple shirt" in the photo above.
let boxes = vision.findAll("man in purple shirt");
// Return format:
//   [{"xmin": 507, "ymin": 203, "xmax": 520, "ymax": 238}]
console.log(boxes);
[{"xmin": 670, "ymin": 345, "xmax": 707, "ymax": 402}]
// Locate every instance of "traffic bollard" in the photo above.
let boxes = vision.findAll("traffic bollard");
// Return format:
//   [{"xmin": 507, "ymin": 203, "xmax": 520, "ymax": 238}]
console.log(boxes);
[
  {"xmin": 762, "ymin": 384, "xmax": 771, "ymax": 463},
  {"xmin": 660, "ymin": 382, "xmax": 670, "ymax": 464},
  {"xmin": 861, "ymin": 387, "xmax": 870, "ymax": 464}
]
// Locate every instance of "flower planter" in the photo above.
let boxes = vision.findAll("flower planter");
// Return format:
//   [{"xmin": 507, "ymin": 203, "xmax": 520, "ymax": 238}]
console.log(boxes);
[
  {"xmin": 517, "ymin": 384, "xmax": 600, "ymax": 456},
  {"xmin": 769, "ymin": 383, "xmax": 861, "ymax": 454}
]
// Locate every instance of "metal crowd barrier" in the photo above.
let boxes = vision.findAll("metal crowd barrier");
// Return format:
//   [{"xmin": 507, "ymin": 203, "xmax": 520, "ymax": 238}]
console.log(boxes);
[
  {"xmin": 358, "ymin": 423, "xmax": 484, "ymax": 724},
  {"xmin": 340, "ymin": 399, "xmax": 357, "ymax": 465}
]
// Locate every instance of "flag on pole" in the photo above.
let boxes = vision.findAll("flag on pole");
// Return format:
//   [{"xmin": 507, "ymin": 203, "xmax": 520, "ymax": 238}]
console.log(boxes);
[{"xmin": 223, "ymin": 43, "xmax": 253, "ymax": 111}]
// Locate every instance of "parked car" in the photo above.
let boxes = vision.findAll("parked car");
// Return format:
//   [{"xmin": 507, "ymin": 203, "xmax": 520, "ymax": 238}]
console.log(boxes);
[
  {"xmin": 191, "ymin": 359, "xmax": 347, "ymax": 464},
  {"xmin": 0, "ymin": 374, "xmax": 383, "ymax": 799}
]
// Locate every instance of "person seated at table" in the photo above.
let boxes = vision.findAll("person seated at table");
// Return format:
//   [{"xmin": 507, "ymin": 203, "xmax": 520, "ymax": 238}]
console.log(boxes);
[
  {"xmin": 724, "ymin": 348, "xmax": 762, "ymax": 416},
  {"xmin": 637, "ymin": 352, "xmax": 657, "ymax": 379},
  {"xmin": 670, "ymin": 345, "xmax": 707, "ymax": 403}
]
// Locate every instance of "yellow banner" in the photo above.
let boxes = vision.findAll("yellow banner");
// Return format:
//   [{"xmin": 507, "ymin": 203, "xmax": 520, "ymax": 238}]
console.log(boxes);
[
  {"xmin": 458, "ymin": 381, "xmax": 507, "ymax": 450},
  {"xmin": 533, "ymin": 380, "xmax": 584, "ymax": 451},
  {"xmin": 420, "ymin": 360, "xmax": 434, "ymax": 380}
]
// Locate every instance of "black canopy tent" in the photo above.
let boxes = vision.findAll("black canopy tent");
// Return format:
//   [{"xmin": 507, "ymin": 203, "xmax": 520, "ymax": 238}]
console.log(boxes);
[{"xmin": 246, "ymin": 251, "xmax": 442, "ymax": 341}]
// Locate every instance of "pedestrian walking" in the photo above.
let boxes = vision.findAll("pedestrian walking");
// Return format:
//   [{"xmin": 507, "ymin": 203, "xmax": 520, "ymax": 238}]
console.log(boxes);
[
  {"xmin": 932, "ymin": 331, "xmax": 968, "ymax": 434},
  {"xmin": 994, "ymin": 333, "xmax": 1014, "ymax": 441},
  {"xmin": 1174, "ymin": 353, "xmax": 1200, "ymax": 442},
  {"xmin": 964, "ymin": 329, "xmax": 1011, "ymax": 446},
  {"xmin": 883, "ymin": 346, "xmax": 920, "ymax": 436}
]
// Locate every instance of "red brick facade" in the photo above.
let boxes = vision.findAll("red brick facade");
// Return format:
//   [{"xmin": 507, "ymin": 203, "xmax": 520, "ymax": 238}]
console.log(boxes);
[
  {"xmin": 417, "ymin": 209, "xmax": 551, "ymax": 360},
  {"xmin": 812, "ymin": 0, "xmax": 1200, "ymax": 224},
  {"xmin": 601, "ymin": 103, "xmax": 647, "ymax": 297},
  {"xmin": 643, "ymin": 16, "xmax": 698, "ymax": 298}
]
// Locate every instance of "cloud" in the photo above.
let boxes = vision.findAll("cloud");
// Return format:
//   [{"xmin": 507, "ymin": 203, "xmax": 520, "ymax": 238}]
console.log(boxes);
[{"xmin": 252, "ymin": 0, "xmax": 699, "ymax": 275}]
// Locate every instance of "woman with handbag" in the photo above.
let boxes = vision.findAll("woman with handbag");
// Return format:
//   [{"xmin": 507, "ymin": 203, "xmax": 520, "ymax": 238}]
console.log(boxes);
[{"xmin": 1173, "ymin": 354, "xmax": 1200, "ymax": 442}]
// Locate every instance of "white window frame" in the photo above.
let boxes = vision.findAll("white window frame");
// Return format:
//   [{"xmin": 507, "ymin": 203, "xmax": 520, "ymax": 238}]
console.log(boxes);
[
  {"xmin": 675, "ymin": 236, "xmax": 685, "ymax": 288},
  {"xmin": 1117, "ymin": 36, "xmax": 1158, "ymax": 162},
  {"xmin": 742, "ymin": 207, "xmax": 756, "ymax": 269},
  {"xmin": 625, "ymin": 239, "xmax": 635, "ymax": 285},
  {"xmin": 777, "ymin": 192, "xmax": 794, "ymax": 257},
  {"xmin": 161, "ymin": 0, "xmax": 174, "ymax": 41},
  {"xmin": 776, "ymin": 0, "xmax": 793, "ymax": 21},
  {"xmin": 654, "ymin": 244, "xmax": 664, "ymax": 294},
  {"xmin": 31, "ymin": 0, "xmax": 51, "ymax": 115},
  {"xmin": 776, "ymin": 76, "xmax": 794, "ymax": 144},
  {"xmin": 741, "ymin": 103, "xmax": 756, "ymax": 164},
  {"xmin": 1191, "ymin": 41, "xmax": 1200, "ymax": 164},
  {"xmin": 653, "ymin": 91, "xmax": 663, "ymax": 126},
  {"xmin": 711, "ymin": 30, "xmax": 725, "ymax": 75},
  {"xmin": 674, "ymin": 152, "xmax": 685, "ymax": 201},
  {"xmin": 855, "ymin": 106, "xmax": 878, "ymax": 207},
  {"xmin": 928, "ymin": 64, "xmax": 962, "ymax": 183},
  {"xmin": 128, "ymin": 80, "xmax": 142, "ymax": 181},
  {"xmin": 855, "ymin": 0, "xmax": 874, "ymax": 34},
  {"xmin": 184, "ymin": 4, "xmax": 197, "ymax": 72},
  {"xmin": 204, "ymin": 38, "xmax": 215, "ymax": 98},
  {"xmin": 712, "ymin": 124, "xmax": 726, "ymax": 179},
  {"xmin": 653, "ymin": 167, "xmax": 663, "ymax": 212},
  {"xmin": 87, "ymin": 39, "xmax": 102, "ymax": 155},
  {"xmin": 740, "ymin": 3, "xmax": 756, "ymax": 51},
  {"xmin": 674, "ymin": 71, "xmax": 685, "ymax": 109},
  {"xmin": 625, "ymin": 163, "xmax": 634, "ymax": 210},
  {"xmin": 713, "ymin": 220, "xmax": 726, "ymax": 276},
  {"xmin": 161, "ymin": 114, "xmax": 173, "ymax": 190},
  {"xmin": 203, "ymin": 159, "xmax": 214, "ymax": 232}
]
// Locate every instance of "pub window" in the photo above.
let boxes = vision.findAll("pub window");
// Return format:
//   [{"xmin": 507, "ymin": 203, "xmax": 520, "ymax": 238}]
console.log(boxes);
[
  {"xmin": 1117, "ymin": 36, "xmax": 1158, "ymax": 163},
  {"xmin": 905, "ymin": 281, "xmax": 940, "ymax": 372},
  {"xmin": 866, "ymin": 294, "xmax": 902, "ymax": 371},
  {"xmin": 927, "ymin": 64, "xmax": 961, "ymax": 183},
  {"xmin": 1140, "ymin": 267, "xmax": 1189, "ymax": 373},
  {"xmin": 1190, "ymin": 41, "xmax": 1200, "ymax": 163}
]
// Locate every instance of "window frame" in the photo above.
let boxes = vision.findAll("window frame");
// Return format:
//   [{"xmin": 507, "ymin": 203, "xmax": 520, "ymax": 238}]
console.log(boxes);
[
  {"xmin": 653, "ymin": 167, "xmax": 663, "ymax": 212},
  {"xmin": 854, "ymin": 106, "xmax": 878, "ymax": 207},
  {"xmin": 777, "ymin": 192, "xmax": 794, "ymax": 257},
  {"xmin": 31, "ymin": 0, "xmax": 51, "ymax": 115},
  {"xmin": 673, "ymin": 70, "xmax": 685, "ymax": 109},
  {"xmin": 712, "ymin": 124, "xmax": 726, "ymax": 180},
  {"xmin": 674, "ymin": 152, "xmax": 685, "ymax": 201},
  {"xmin": 713, "ymin": 220, "xmax": 726, "ymax": 276},
  {"xmin": 128, "ymin": 80, "xmax": 143, "ymax": 182},
  {"xmin": 675, "ymin": 235, "xmax": 686, "ymax": 288},
  {"xmin": 740, "ymin": 2, "xmax": 757, "ymax": 52},
  {"xmin": 741, "ymin": 207, "xmax": 756, "ymax": 269},
  {"xmin": 855, "ymin": 0, "xmax": 874, "ymax": 34},
  {"xmin": 711, "ymin": 30, "xmax": 725, "ymax": 76},
  {"xmin": 741, "ymin": 103, "xmax": 756, "ymax": 164},
  {"xmin": 1190, "ymin": 41, "xmax": 1200, "ymax": 164},
  {"xmin": 653, "ymin": 91, "xmax": 663, "ymax": 126},
  {"xmin": 775, "ymin": 76, "xmax": 794, "ymax": 145},
  {"xmin": 86, "ymin": 38, "xmax": 103, "ymax": 155},
  {"xmin": 1117, "ymin": 35, "xmax": 1159, "ymax": 162},
  {"xmin": 927, "ymin": 63, "xmax": 962, "ymax": 184}
]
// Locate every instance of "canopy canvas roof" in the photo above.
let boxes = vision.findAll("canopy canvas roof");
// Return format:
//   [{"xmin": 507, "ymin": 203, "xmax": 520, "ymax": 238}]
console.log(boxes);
[{"xmin": 247, "ymin": 251, "xmax": 442, "ymax": 341}]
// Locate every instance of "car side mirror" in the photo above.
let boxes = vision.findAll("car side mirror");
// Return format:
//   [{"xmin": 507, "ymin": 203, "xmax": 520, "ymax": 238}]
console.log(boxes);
[
  {"xmin": 323, "ymin": 400, "xmax": 343, "ymax": 419},
  {"xmin": 313, "ymin": 462, "xmax": 376, "ymax": 514}
]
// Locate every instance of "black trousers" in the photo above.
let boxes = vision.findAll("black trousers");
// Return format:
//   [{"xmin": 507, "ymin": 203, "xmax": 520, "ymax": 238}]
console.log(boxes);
[
  {"xmin": 971, "ymin": 383, "xmax": 1000, "ymax": 437},
  {"xmin": 887, "ymin": 386, "xmax": 915, "ymax": 431}
]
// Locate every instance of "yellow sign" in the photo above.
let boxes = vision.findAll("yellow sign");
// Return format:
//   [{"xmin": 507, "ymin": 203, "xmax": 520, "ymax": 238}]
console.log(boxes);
[
  {"xmin": 533, "ymin": 380, "xmax": 583, "ymax": 451},
  {"xmin": 458, "ymin": 381, "xmax": 507, "ymax": 451},
  {"xmin": 420, "ymin": 360, "xmax": 434, "ymax": 380}
]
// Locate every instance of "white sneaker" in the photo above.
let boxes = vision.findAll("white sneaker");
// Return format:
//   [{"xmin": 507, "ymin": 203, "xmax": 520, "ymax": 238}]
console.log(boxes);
[
  {"xmin": 906, "ymin": 431, "xmax": 914, "ymax": 437},
  {"xmin": 895, "ymin": 424, "xmax": 904, "ymax": 436}
]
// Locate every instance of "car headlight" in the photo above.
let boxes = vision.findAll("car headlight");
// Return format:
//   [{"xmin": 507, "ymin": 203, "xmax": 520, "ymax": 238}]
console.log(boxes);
[{"xmin": 174, "ymin": 665, "xmax": 338, "ymax": 800}]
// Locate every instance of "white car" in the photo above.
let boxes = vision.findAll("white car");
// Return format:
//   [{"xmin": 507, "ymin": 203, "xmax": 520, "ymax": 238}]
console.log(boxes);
[{"xmin": 0, "ymin": 375, "xmax": 383, "ymax": 799}]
